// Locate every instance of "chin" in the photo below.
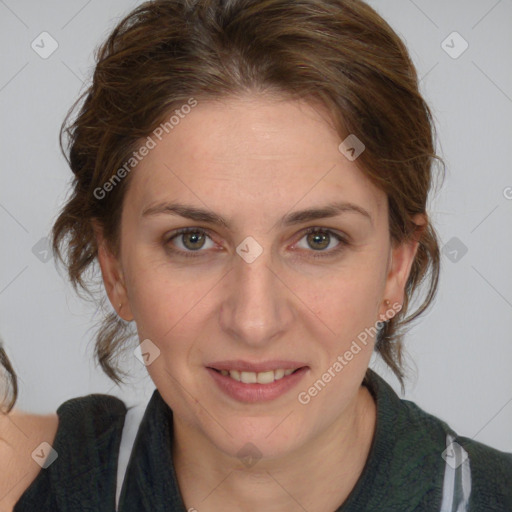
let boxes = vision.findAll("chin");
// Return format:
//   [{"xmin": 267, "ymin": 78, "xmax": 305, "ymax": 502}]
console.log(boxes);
[{"xmin": 203, "ymin": 416, "xmax": 307, "ymax": 463}]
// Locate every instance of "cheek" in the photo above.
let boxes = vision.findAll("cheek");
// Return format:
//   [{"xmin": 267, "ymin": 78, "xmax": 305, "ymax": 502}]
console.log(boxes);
[
  {"xmin": 125, "ymin": 256, "xmax": 219, "ymax": 362},
  {"xmin": 129, "ymin": 276, "xmax": 198, "ymax": 340},
  {"xmin": 128, "ymin": 273, "xmax": 201, "ymax": 392},
  {"xmin": 300, "ymin": 262, "xmax": 384, "ymax": 337},
  {"xmin": 123, "ymin": 246, "xmax": 187, "ymax": 326}
]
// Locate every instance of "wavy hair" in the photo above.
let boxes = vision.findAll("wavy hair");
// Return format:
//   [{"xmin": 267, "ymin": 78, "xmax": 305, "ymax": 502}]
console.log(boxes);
[{"xmin": 1, "ymin": 0, "xmax": 444, "ymax": 412}]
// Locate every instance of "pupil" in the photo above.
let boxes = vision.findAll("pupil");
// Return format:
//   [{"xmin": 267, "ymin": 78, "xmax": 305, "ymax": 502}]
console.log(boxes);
[
  {"xmin": 184, "ymin": 232, "xmax": 204, "ymax": 250},
  {"xmin": 309, "ymin": 231, "xmax": 328, "ymax": 250}
]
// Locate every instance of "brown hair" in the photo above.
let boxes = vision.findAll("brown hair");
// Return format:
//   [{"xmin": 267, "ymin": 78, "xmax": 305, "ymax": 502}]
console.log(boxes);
[{"xmin": 1, "ymin": 0, "xmax": 444, "ymax": 412}]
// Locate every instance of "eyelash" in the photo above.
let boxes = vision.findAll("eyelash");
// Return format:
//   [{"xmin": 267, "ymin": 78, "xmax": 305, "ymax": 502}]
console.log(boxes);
[{"xmin": 164, "ymin": 227, "xmax": 349, "ymax": 260}]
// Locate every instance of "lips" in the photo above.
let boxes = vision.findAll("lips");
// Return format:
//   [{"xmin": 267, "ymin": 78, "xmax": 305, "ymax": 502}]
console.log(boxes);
[{"xmin": 206, "ymin": 365, "xmax": 309, "ymax": 403}]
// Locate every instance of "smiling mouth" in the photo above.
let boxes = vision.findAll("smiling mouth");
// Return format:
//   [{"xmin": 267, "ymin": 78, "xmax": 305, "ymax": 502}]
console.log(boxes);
[{"xmin": 209, "ymin": 367, "xmax": 304, "ymax": 384}]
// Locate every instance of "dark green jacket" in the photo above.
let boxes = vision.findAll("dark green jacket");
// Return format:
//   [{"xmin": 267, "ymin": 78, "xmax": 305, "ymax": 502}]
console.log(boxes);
[{"xmin": 14, "ymin": 369, "xmax": 512, "ymax": 511}]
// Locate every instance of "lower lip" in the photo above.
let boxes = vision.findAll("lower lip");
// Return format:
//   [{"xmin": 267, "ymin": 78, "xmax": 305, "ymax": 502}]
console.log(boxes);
[{"xmin": 206, "ymin": 367, "xmax": 309, "ymax": 403}]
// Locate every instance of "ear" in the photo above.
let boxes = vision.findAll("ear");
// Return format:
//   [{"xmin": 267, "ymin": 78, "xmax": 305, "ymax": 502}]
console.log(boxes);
[
  {"xmin": 91, "ymin": 219, "xmax": 134, "ymax": 322},
  {"xmin": 379, "ymin": 213, "xmax": 427, "ymax": 317}
]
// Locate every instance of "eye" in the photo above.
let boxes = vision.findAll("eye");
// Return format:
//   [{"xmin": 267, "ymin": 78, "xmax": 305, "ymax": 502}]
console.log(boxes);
[
  {"xmin": 164, "ymin": 226, "xmax": 349, "ymax": 259},
  {"xmin": 294, "ymin": 227, "xmax": 348, "ymax": 259},
  {"xmin": 165, "ymin": 227, "xmax": 216, "ymax": 257}
]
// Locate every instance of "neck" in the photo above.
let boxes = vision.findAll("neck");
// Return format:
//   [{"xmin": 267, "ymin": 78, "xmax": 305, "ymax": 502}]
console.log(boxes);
[{"xmin": 172, "ymin": 384, "xmax": 377, "ymax": 512}]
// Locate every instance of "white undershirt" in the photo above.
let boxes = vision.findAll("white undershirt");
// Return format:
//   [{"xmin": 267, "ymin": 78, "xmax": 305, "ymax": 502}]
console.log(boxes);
[{"xmin": 115, "ymin": 401, "xmax": 148, "ymax": 511}]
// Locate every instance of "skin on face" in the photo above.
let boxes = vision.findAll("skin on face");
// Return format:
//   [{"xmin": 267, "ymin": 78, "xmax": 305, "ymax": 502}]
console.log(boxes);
[{"xmin": 96, "ymin": 93, "xmax": 424, "ymax": 508}]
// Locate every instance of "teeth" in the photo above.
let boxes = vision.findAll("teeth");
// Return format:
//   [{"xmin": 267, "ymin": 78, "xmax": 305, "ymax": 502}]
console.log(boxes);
[
  {"xmin": 241, "ymin": 371, "xmax": 257, "ymax": 384},
  {"xmin": 256, "ymin": 371, "xmax": 274, "ymax": 384},
  {"xmin": 274, "ymin": 369, "xmax": 285, "ymax": 379},
  {"xmin": 218, "ymin": 368, "xmax": 300, "ymax": 383}
]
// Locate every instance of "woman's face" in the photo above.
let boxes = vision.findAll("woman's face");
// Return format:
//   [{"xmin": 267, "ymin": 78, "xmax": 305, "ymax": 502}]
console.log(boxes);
[{"xmin": 98, "ymin": 93, "xmax": 421, "ymax": 460}]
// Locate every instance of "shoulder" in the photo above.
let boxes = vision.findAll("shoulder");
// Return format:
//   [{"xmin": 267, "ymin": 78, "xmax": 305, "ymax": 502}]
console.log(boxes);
[
  {"xmin": 455, "ymin": 435, "xmax": 512, "ymax": 509},
  {"xmin": 397, "ymin": 397, "xmax": 512, "ymax": 508},
  {"xmin": 366, "ymin": 371, "xmax": 511, "ymax": 509},
  {"xmin": 400, "ymin": 396, "xmax": 512, "ymax": 464},
  {"xmin": 53, "ymin": 392, "xmax": 127, "ymax": 429},
  {"xmin": 0, "ymin": 394, "xmax": 127, "ymax": 511},
  {"xmin": 399, "ymin": 395, "xmax": 512, "ymax": 468},
  {"xmin": 0, "ymin": 409, "xmax": 59, "ymax": 510}
]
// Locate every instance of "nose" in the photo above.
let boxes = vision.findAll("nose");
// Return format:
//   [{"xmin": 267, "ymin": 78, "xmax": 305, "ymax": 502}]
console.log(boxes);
[{"xmin": 218, "ymin": 246, "xmax": 295, "ymax": 348}]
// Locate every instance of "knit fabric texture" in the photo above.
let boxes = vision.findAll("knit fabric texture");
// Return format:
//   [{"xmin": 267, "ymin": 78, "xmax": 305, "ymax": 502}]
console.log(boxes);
[{"xmin": 14, "ymin": 368, "xmax": 512, "ymax": 511}]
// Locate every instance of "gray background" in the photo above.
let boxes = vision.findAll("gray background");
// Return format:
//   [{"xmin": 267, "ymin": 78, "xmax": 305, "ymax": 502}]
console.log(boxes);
[{"xmin": 0, "ymin": 0, "xmax": 511, "ymax": 452}]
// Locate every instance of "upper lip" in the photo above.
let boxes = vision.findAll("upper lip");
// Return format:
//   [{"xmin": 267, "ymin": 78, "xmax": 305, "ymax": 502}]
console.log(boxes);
[{"xmin": 207, "ymin": 360, "xmax": 308, "ymax": 372}]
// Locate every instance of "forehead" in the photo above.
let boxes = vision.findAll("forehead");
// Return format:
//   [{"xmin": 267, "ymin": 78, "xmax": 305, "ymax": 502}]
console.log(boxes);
[{"xmin": 124, "ymin": 94, "xmax": 386, "ymax": 223}]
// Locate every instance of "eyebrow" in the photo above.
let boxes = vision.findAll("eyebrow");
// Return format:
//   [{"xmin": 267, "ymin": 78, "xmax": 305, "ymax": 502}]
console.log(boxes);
[{"xmin": 141, "ymin": 200, "xmax": 373, "ymax": 228}]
